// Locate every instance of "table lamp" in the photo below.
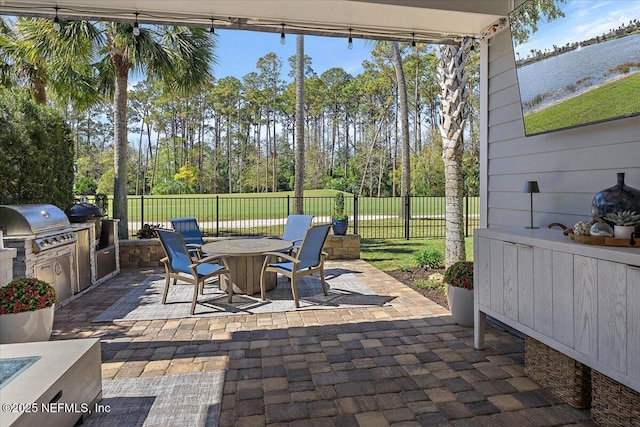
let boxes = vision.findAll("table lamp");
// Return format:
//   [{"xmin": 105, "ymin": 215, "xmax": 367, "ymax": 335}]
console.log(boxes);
[{"xmin": 523, "ymin": 181, "xmax": 539, "ymax": 229}]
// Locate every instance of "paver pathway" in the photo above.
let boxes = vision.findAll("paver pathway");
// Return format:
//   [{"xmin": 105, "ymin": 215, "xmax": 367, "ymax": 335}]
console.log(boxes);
[{"xmin": 52, "ymin": 260, "xmax": 596, "ymax": 426}]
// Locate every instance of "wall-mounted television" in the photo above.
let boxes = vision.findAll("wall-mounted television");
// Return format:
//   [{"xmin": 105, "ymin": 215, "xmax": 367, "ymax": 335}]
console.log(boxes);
[{"xmin": 508, "ymin": 0, "xmax": 640, "ymax": 136}]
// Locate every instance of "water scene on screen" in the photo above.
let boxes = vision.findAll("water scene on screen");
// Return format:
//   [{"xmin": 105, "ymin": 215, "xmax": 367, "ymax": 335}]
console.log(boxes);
[{"xmin": 509, "ymin": 0, "xmax": 640, "ymax": 135}]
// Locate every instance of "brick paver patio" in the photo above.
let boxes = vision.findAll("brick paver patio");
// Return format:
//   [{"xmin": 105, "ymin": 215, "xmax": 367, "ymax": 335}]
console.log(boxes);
[{"xmin": 52, "ymin": 260, "xmax": 596, "ymax": 426}]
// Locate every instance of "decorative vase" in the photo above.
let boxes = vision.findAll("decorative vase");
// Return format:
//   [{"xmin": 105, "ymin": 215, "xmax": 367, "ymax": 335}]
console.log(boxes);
[
  {"xmin": 331, "ymin": 218, "xmax": 348, "ymax": 236},
  {"xmin": 446, "ymin": 285, "xmax": 474, "ymax": 327},
  {"xmin": 0, "ymin": 305, "xmax": 54, "ymax": 344},
  {"xmin": 614, "ymin": 225, "xmax": 636, "ymax": 239},
  {"xmin": 592, "ymin": 172, "xmax": 640, "ymax": 224}
]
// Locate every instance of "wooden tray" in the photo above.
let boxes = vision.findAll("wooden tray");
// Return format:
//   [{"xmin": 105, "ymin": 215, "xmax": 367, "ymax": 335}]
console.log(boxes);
[
  {"xmin": 548, "ymin": 223, "xmax": 638, "ymax": 247},
  {"xmin": 568, "ymin": 233, "xmax": 637, "ymax": 247}
]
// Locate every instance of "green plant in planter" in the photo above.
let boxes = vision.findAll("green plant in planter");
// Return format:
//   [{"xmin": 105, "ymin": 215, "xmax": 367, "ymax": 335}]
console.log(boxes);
[
  {"xmin": 333, "ymin": 192, "xmax": 348, "ymax": 221},
  {"xmin": 444, "ymin": 261, "xmax": 474, "ymax": 291},
  {"xmin": 0, "ymin": 278, "xmax": 58, "ymax": 315},
  {"xmin": 137, "ymin": 223, "xmax": 160, "ymax": 239},
  {"xmin": 604, "ymin": 210, "xmax": 640, "ymax": 226},
  {"xmin": 331, "ymin": 192, "xmax": 349, "ymax": 235},
  {"xmin": 94, "ymin": 193, "xmax": 109, "ymax": 216}
]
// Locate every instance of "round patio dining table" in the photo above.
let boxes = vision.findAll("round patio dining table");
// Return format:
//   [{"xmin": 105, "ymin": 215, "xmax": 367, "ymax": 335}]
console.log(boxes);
[{"xmin": 202, "ymin": 238, "xmax": 292, "ymax": 295}]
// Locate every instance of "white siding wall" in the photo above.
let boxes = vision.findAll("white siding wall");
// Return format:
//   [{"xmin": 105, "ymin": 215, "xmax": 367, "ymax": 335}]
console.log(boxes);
[{"xmin": 484, "ymin": 29, "xmax": 640, "ymax": 229}]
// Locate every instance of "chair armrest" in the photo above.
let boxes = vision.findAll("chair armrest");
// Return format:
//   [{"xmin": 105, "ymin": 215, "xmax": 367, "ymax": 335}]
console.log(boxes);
[
  {"xmin": 262, "ymin": 251, "xmax": 298, "ymax": 263},
  {"xmin": 193, "ymin": 254, "xmax": 228, "ymax": 266}
]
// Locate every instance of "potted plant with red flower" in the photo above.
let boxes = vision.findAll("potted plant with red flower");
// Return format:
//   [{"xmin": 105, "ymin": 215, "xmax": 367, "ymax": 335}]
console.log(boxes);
[
  {"xmin": 444, "ymin": 261, "xmax": 474, "ymax": 327},
  {"xmin": 0, "ymin": 277, "xmax": 58, "ymax": 343}
]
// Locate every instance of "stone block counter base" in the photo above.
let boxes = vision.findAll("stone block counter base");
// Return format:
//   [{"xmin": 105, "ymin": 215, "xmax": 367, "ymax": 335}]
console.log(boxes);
[{"xmin": 119, "ymin": 234, "xmax": 361, "ymax": 269}]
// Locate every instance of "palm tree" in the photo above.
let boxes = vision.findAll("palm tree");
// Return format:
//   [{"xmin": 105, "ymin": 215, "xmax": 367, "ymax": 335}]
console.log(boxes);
[
  {"xmin": 1, "ymin": 18, "xmax": 215, "ymax": 239},
  {"xmin": 294, "ymin": 35, "xmax": 305, "ymax": 214},
  {"xmin": 94, "ymin": 22, "xmax": 215, "ymax": 239},
  {"xmin": 438, "ymin": 38, "xmax": 471, "ymax": 267},
  {"xmin": 0, "ymin": 17, "xmax": 97, "ymax": 108}
]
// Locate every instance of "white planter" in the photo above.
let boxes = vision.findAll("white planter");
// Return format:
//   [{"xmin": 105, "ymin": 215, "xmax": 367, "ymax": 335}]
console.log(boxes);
[
  {"xmin": 0, "ymin": 305, "xmax": 54, "ymax": 344},
  {"xmin": 613, "ymin": 225, "xmax": 636, "ymax": 239},
  {"xmin": 446, "ymin": 285, "xmax": 474, "ymax": 327}
]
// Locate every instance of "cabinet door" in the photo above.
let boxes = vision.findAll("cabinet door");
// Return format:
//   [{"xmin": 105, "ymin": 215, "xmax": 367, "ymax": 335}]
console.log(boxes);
[
  {"xmin": 476, "ymin": 236, "xmax": 491, "ymax": 308},
  {"xmin": 626, "ymin": 266, "xmax": 640, "ymax": 381},
  {"xmin": 597, "ymin": 260, "xmax": 627, "ymax": 373},
  {"xmin": 517, "ymin": 244, "xmax": 534, "ymax": 328},
  {"xmin": 489, "ymin": 239, "xmax": 504, "ymax": 314},
  {"xmin": 503, "ymin": 242, "xmax": 518, "ymax": 321},
  {"xmin": 552, "ymin": 251, "xmax": 574, "ymax": 347},
  {"xmin": 533, "ymin": 247, "xmax": 553, "ymax": 336},
  {"xmin": 574, "ymin": 255, "xmax": 598, "ymax": 359}
]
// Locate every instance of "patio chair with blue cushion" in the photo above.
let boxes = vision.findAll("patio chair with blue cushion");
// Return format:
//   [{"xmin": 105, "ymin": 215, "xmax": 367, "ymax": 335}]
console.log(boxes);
[
  {"xmin": 260, "ymin": 223, "xmax": 331, "ymax": 308},
  {"xmin": 156, "ymin": 228, "xmax": 232, "ymax": 315},
  {"xmin": 281, "ymin": 214, "xmax": 313, "ymax": 253},
  {"xmin": 170, "ymin": 217, "xmax": 206, "ymax": 259}
]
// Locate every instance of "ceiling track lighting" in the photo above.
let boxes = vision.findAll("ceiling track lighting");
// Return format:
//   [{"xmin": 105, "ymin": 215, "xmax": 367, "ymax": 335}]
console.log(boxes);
[
  {"xmin": 348, "ymin": 28, "xmax": 353, "ymax": 49},
  {"xmin": 280, "ymin": 23, "xmax": 286, "ymax": 45},
  {"xmin": 210, "ymin": 18, "xmax": 215, "ymax": 34},
  {"xmin": 53, "ymin": 6, "xmax": 60, "ymax": 32},
  {"xmin": 133, "ymin": 12, "xmax": 140, "ymax": 36}
]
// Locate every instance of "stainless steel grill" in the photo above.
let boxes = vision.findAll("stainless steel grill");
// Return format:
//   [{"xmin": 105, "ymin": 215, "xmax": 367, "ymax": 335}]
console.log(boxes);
[
  {"xmin": 0, "ymin": 204, "xmax": 77, "ymax": 252},
  {"xmin": 1, "ymin": 204, "xmax": 77, "ymax": 303}
]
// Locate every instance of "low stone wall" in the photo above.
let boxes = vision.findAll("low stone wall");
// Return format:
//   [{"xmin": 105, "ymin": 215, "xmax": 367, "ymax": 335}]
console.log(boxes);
[
  {"xmin": 0, "ymin": 248, "xmax": 17, "ymax": 285},
  {"xmin": 323, "ymin": 234, "xmax": 360, "ymax": 260},
  {"xmin": 119, "ymin": 239, "xmax": 164, "ymax": 269},
  {"xmin": 119, "ymin": 234, "xmax": 361, "ymax": 269}
]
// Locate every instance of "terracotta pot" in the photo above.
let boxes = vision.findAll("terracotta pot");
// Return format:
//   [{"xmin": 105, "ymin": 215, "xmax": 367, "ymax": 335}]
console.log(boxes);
[
  {"xmin": 0, "ymin": 305, "xmax": 54, "ymax": 344},
  {"xmin": 446, "ymin": 285, "xmax": 474, "ymax": 327}
]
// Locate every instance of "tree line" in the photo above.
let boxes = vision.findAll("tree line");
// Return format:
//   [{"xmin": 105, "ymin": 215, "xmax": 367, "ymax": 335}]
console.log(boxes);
[
  {"xmin": 1, "ymin": 17, "xmax": 480, "ymax": 199},
  {"xmin": 1, "ymin": 16, "xmax": 480, "ymax": 265}
]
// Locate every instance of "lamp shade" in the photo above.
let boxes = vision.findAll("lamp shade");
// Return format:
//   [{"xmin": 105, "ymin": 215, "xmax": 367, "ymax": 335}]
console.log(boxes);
[{"xmin": 523, "ymin": 181, "xmax": 540, "ymax": 194}]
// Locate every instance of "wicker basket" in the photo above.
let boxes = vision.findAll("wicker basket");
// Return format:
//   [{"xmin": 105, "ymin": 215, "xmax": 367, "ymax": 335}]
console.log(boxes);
[
  {"xmin": 591, "ymin": 370, "xmax": 640, "ymax": 427},
  {"xmin": 524, "ymin": 336, "xmax": 591, "ymax": 409}
]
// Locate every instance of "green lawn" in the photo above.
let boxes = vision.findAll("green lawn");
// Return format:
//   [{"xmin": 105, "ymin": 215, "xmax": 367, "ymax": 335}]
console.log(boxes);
[
  {"xmin": 524, "ymin": 71, "xmax": 640, "ymax": 135},
  {"xmin": 103, "ymin": 190, "xmax": 478, "ymax": 224},
  {"xmin": 360, "ymin": 238, "xmax": 474, "ymax": 271}
]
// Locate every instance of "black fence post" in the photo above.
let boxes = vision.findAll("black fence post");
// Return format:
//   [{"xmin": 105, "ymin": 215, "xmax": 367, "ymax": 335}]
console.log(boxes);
[
  {"xmin": 353, "ymin": 195, "xmax": 358, "ymax": 235},
  {"xmin": 215, "ymin": 195, "xmax": 219, "ymax": 237},
  {"xmin": 140, "ymin": 195, "xmax": 144, "ymax": 228},
  {"xmin": 404, "ymin": 195, "xmax": 410, "ymax": 240},
  {"xmin": 287, "ymin": 195, "xmax": 290, "ymax": 216}
]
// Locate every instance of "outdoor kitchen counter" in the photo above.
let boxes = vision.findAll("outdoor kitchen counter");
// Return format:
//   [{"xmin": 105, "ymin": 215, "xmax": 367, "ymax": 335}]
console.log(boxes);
[{"xmin": 474, "ymin": 227, "xmax": 640, "ymax": 393}]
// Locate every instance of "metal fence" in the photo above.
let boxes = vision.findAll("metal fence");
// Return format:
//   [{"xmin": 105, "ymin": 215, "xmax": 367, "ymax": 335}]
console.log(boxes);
[{"xmin": 110, "ymin": 194, "xmax": 479, "ymax": 239}]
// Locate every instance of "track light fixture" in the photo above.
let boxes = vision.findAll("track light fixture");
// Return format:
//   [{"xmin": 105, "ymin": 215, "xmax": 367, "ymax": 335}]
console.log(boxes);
[
  {"xmin": 348, "ymin": 28, "xmax": 353, "ymax": 49},
  {"xmin": 280, "ymin": 23, "xmax": 286, "ymax": 45},
  {"xmin": 53, "ymin": 7, "xmax": 60, "ymax": 32},
  {"xmin": 210, "ymin": 18, "xmax": 215, "ymax": 34},
  {"xmin": 133, "ymin": 12, "xmax": 140, "ymax": 36}
]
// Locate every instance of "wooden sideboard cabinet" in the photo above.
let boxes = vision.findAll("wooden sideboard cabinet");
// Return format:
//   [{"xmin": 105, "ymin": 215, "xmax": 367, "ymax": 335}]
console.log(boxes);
[{"xmin": 474, "ymin": 227, "xmax": 640, "ymax": 393}]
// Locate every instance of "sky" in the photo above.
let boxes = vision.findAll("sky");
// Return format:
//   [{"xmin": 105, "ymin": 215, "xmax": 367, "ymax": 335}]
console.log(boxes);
[
  {"xmin": 512, "ymin": 0, "xmax": 640, "ymax": 58},
  {"xmin": 211, "ymin": 29, "xmax": 373, "ymax": 81}
]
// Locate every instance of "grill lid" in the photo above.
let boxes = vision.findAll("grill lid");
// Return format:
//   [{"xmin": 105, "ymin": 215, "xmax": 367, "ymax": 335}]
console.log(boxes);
[{"xmin": 0, "ymin": 204, "xmax": 71, "ymax": 236}]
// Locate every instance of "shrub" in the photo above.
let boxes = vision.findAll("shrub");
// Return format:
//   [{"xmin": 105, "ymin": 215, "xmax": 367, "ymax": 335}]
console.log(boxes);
[
  {"xmin": 414, "ymin": 272, "xmax": 445, "ymax": 291},
  {"xmin": 0, "ymin": 88, "xmax": 74, "ymax": 208},
  {"xmin": 415, "ymin": 248, "xmax": 444, "ymax": 269}
]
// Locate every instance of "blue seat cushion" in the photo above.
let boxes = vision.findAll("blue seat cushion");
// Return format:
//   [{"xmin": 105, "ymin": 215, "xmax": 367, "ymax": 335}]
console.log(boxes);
[
  {"xmin": 196, "ymin": 263, "xmax": 224, "ymax": 277},
  {"xmin": 270, "ymin": 260, "xmax": 318, "ymax": 272}
]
